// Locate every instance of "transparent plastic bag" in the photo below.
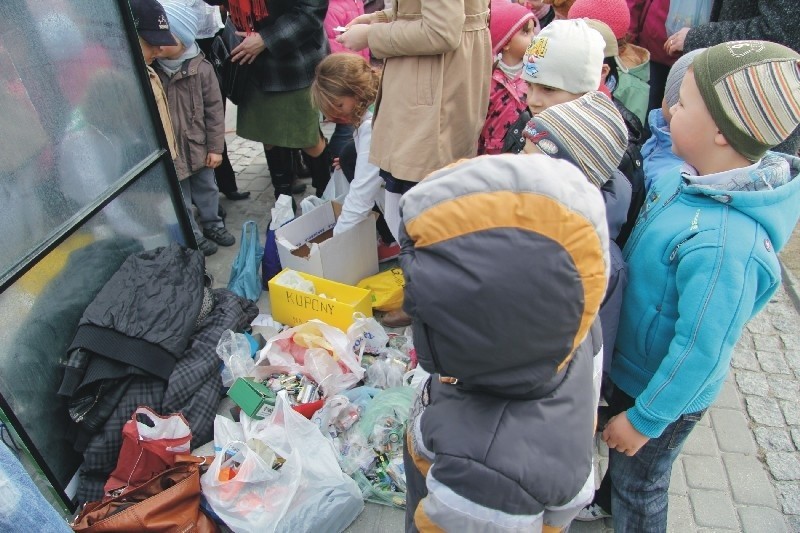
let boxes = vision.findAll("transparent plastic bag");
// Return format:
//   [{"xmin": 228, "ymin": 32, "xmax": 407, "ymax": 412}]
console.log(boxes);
[
  {"xmin": 272, "ymin": 269, "xmax": 316, "ymax": 294},
  {"xmin": 217, "ymin": 329, "xmax": 256, "ymax": 387},
  {"xmin": 665, "ymin": 0, "xmax": 713, "ymax": 35},
  {"xmin": 357, "ymin": 386, "xmax": 416, "ymax": 451}
]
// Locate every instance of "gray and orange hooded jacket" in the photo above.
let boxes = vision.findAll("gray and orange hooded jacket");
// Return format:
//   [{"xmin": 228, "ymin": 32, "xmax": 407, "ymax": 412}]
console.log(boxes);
[{"xmin": 398, "ymin": 154, "xmax": 610, "ymax": 532}]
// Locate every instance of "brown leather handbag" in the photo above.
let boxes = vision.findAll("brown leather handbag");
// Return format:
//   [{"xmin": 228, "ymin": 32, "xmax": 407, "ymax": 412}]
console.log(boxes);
[{"xmin": 71, "ymin": 456, "xmax": 218, "ymax": 533}]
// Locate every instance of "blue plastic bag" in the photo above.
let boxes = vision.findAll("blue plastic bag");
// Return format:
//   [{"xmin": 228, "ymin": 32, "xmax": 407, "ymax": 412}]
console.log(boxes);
[
  {"xmin": 665, "ymin": 0, "xmax": 713, "ymax": 36},
  {"xmin": 227, "ymin": 220, "xmax": 263, "ymax": 301}
]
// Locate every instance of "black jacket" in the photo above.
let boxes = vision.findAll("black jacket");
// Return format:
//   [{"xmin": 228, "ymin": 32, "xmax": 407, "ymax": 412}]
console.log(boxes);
[{"xmin": 613, "ymin": 97, "xmax": 646, "ymax": 247}]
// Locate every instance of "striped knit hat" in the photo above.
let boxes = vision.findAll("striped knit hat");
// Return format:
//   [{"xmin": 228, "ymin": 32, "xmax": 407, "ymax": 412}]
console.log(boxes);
[
  {"xmin": 161, "ymin": 0, "xmax": 199, "ymax": 48},
  {"xmin": 522, "ymin": 91, "xmax": 627, "ymax": 187},
  {"xmin": 693, "ymin": 41, "xmax": 800, "ymax": 162}
]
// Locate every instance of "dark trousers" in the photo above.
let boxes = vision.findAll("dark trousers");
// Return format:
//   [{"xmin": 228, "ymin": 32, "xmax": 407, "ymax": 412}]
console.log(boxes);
[
  {"xmin": 593, "ymin": 387, "xmax": 705, "ymax": 533},
  {"xmin": 339, "ymin": 140, "xmax": 395, "ymax": 244}
]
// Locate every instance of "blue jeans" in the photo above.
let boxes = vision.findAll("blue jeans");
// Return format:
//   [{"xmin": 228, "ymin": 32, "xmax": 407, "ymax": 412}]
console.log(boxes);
[{"xmin": 595, "ymin": 388, "xmax": 705, "ymax": 533}]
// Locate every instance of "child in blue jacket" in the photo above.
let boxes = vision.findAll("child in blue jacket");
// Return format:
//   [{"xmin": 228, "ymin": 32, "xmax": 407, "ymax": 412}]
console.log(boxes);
[
  {"xmin": 640, "ymin": 48, "xmax": 705, "ymax": 190},
  {"xmin": 578, "ymin": 41, "xmax": 800, "ymax": 530}
]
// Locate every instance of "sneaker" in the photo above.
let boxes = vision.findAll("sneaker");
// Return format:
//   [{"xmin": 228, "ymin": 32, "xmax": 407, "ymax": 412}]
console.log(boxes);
[
  {"xmin": 203, "ymin": 226, "xmax": 236, "ymax": 247},
  {"xmin": 377, "ymin": 239, "xmax": 401, "ymax": 263},
  {"xmin": 196, "ymin": 236, "xmax": 218, "ymax": 256},
  {"xmin": 575, "ymin": 503, "xmax": 611, "ymax": 522}
]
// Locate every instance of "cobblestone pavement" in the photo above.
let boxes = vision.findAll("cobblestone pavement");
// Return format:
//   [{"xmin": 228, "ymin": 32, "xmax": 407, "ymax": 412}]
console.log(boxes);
[{"xmin": 212, "ymin": 131, "xmax": 800, "ymax": 532}]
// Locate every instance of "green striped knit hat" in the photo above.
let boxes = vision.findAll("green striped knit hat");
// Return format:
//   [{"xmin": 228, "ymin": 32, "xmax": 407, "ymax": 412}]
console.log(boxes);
[
  {"xmin": 692, "ymin": 41, "xmax": 800, "ymax": 162},
  {"xmin": 522, "ymin": 91, "xmax": 627, "ymax": 188}
]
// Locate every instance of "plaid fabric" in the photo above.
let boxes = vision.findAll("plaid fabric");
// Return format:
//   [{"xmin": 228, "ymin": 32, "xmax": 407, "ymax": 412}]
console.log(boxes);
[
  {"xmin": 77, "ymin": 289, "xmax": 258, "ymax": 503},
  {"xmin": 228, "ymin": 0, "xmax": 329, "ymax": 93}
]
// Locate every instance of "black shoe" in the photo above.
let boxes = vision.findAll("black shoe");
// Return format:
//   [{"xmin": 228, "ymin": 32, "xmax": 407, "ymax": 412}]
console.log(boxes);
[
  {"xmin": 203, "ymin": 226, "xmax": 236, "ymax": 247},
  {"xmin": 196, "ymin": 236, "xmax": 218, "ymax": 256},
  {"xmin": 292, "ymin": 181, "xmax": 307, "ymax": 195},
  {"xmin": 223, "ymin": 190, "xmax": 250, "ymax": 201}
]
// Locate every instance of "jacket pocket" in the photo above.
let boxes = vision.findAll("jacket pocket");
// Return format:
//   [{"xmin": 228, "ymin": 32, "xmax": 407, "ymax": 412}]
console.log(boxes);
[
  {"xmin": 416, "ymin": 56, "xmax": 434, "ymax": 106},
  {"xmin": 185, "ymin": 131, "xmax": 207, "ymax": 170},
  {"xmin": 635, "ymin": 305, "xmax": 660, "ymax": 361}
]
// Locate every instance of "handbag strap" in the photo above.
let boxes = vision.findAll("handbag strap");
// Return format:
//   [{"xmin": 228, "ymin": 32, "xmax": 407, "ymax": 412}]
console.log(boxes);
[{"xmin": 175, "ymin": 454, "xmax": 215, "ymax": 466}]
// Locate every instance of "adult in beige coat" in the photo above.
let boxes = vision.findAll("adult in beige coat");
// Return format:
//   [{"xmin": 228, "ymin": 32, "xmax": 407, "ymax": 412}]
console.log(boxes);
[{"xmin": 339, "ymin": 0, "xmax": 492, "ymax": 327}]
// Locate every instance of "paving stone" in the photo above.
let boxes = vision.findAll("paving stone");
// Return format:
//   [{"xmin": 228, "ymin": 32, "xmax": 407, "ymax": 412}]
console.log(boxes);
[
  {"xmin": 773, "ymin": 313, "xmax": 797, "ymax": 333},
  {"xmin": 713, "ymin": 379, "xmax": 742, "ymax": 410},
  {"xmin": 781, "ymin": 400, "xmax": 800, "ymax": 426},
  {"xmin": 682, "ymin": 424, "xmax": 719, "ymax": 456},
  {"xmin": 710, "ymin": 409, "xmax": 757, "ymax": 454},
  {"xmin": 247, "ymin": 178, "xmax": 269, "ymax": 192},
  {"xmin": 723, "ymin": 454, "xmax": 779, "ymax": 507},
  {"xmin": 747, "ymin": 313, "xmax": 777, "ymax": 334},
  {"xmin": 746, "ymin": 396, "xmax": 785, "ymax": 427},
  {"xmin": 753, "ymin": 334, "xmax": 784, "ymax": 352},
  {"xmin": 670, "ymin": 457, "xmax": 687, "ymax": 496},
  {"xmin": 775, "ymin": 482, "xmax": 800, "ymax": 514},
  {"xmin": 787, "ymin": 351, "xmax": 800, "ymax": 373},
  {"xmin": 736, "ymin": 370, "xmax": 769, "ymax": 396},
  {"xmin": 754, "ymin": 427, "xmax": 796, "ymax": 452},
  {"xmin": 782, "ymin": 334, "xmax": 800, "ymax": 350},
  {"xmin": 731, "ymin": 348, "xmax": 760, "ymax": 371},
  {"xmin": 738, "ymin": 506, "xmax": 789, "ymax": 533},
  {"xmin": 787, "ymin": 515, "xmax": 800, "ymax": 532},
  {"xmin": 793, "ymin": 428, "xmax": 800, "ymax": 451},
  {"xmin": 736, "ymin": 330, "xmax": 755, "ymax": 350},
  {"xmin": 667, "ymin": 494, "xmax": 694, "ymax": 532},
  {"xmin": 684, "ymin": 456, "xmax": 728, "ymax": 490},
  {"xmin": 766, "ymin": 452, "xmax": 800, "ymax": 480},
  {"xmin": 758, "ymin": 351, "xmax": 792, "ymax": 375},
  {"xmin": 768, "ymin": 375, "xmax": 800, "ymax": 400},
  {"xmin": 689, "ymin": 490, "xmax": 739, "ymax": 529}
]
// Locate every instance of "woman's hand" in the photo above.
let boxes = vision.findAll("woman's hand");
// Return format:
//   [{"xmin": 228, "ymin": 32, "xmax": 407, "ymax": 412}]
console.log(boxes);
[
  {"xmin": 336, "ymin": 24, "xmax": 370, "ymax": 51},
  {"xmin": 346, "ymin": 13, "xmax": 376, "ymax": 29},
  {"xmin": 232, "ymin": 32, "xmax": 267, "ymax": 64},
  {"xmin": 664, "ymin": 27, "xmax": 690, "ymax": 56}
]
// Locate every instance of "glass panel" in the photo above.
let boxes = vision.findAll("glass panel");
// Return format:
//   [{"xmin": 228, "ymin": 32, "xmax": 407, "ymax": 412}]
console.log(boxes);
[
  {"xmin": 0, "ymin": 0, "xmax": 159, "ymax": 278},
  {"xmin": 0, "ymin": 162, "xmax": 183, "ymax": 488}
]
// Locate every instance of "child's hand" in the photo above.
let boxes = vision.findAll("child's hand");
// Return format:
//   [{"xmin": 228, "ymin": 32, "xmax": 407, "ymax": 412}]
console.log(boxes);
[
  {"xmin": 337, "ymin": 24, "xmax": 370, "ymax": 51},
  {"xmin": 602, "ymin": 411, "xmax": 650, "ymax": 456},
  {"xmin": 232, "ymin": 32, "xmax": 266, "ymax": 64},
  {"xmin": 206, "ymin": 153, "xmax": 223, "ymax": 169},
  {"xmin": 332, "ymin": 157, "xmax": 341, "ymax": 170}
]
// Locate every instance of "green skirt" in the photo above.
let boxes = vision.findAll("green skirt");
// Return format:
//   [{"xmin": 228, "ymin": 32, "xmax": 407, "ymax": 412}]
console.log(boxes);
[{"xmin": 236, "ymin": 84, "xmax": 320, "ymax": 148}]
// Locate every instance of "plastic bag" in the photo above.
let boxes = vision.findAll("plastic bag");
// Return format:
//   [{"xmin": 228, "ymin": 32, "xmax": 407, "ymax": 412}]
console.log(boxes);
[
  {"xmin": 665, "ymin": 0, "xmax": 713, "ymax": 35},
  {"xmin": 272, "ymin": 269, "xmax": 315, "ymax": 294},
  {"xmin": 357, "ymin": 386, "xmax": 416, "ymax": 453},
  {"xmin": 347, "ymin": 312, "xmax": 390, "ymax": 355},
  {"xmin": 217, "ymin": 330, "xmax": 256, "ymax": 387},
  {"xmin": 365, "ymin": 352, "xmax": 409, "ymax": 389},
  {"xmin": 104, "ymin": 407, "xmax": 191, "ymax": 495},
  {"xmin": 203, "ymin": 393, "xmax": 363, "ymax": 532},
  {"xmin": 357, "ymin": 268, "xmax": 405, "ymax": 312},
  {"xmin": 312, "ymin": 395, "xmax": 360, "ymax": 438},
  {"xmin": 228, "ymin": 220, "xmax": 264, "ymax": 301},
  {"xmin": 263, "ymin": 195, "xmax": 295, "ymax": 287},
  {"xmin": 256, "ymin": 320, "xmax": 365, "ymax": 396}
]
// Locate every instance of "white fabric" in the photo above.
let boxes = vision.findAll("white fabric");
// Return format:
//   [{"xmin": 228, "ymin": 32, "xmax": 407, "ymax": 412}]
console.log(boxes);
[
  {"xmin": 680, "ymin": 160, "xmax": 761, "ymax": 186},
  {"xmin": 334, "ymin": 110, "xmax": 384, "ymax": 236},
  {"xmin": 192, "ymin": 0, "xmax": 224, "ymax": 39}
]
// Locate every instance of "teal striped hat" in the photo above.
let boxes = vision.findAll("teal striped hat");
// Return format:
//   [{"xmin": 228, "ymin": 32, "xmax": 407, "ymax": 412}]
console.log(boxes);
[{"xmin": 693, "ymin": 41, "xmax": 800, "ymax": 161}]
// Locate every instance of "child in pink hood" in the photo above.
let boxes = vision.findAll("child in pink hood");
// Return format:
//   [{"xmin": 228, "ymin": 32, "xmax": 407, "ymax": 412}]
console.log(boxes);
[
  {"xmin": 324, "ymin": 0, "xmax": 369, "ymax": 60},
  {"xmin": 478, "ymin": 0, "xmax": 537, "ymax": 155}
]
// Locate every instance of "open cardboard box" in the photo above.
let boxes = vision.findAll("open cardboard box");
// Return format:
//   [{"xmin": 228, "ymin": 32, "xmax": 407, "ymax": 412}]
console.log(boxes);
[{"xmin": 275, "ymin": 200, "xmax": 378, "ymax": 286}]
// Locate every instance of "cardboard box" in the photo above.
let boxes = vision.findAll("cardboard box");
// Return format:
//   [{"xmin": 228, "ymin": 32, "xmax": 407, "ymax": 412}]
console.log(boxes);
[
  {"xmin": 227, "ymin": 378, "xmax": 276, "ymax": 420},
  {"xmin": 269, "ymin": 269, "xmax": 373, "ymax": 331},
  {"xmin": 275, "ymin": 200, "xmax": 378, "ymax": 286}
]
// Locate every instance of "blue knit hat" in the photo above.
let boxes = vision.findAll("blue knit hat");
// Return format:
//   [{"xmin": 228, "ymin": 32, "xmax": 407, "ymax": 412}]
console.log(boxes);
[{"xmin": 161, "ymin": 0, "xmax": 199, "ymax": 48}]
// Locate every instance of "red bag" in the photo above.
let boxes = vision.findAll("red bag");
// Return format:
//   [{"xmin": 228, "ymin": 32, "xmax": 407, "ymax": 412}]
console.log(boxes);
[{"xmin": 104, "ymin": 407, "xmax": 192, "ymax": 497}]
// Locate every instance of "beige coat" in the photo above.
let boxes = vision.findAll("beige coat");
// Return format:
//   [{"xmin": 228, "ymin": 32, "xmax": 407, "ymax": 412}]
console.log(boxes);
[
  {"xmin": 147, "ymin": 66, "xmax": 178, "ymax": 161},
  {"xmin": 367, "ymin": 0, "xmax": 491, "ymax": 182}
]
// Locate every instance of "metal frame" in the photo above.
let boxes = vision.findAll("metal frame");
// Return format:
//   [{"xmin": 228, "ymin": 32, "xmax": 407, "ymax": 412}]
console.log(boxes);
[{"xmin": 0, "ymin": 0, "xmax": 198, "ymax": 510}]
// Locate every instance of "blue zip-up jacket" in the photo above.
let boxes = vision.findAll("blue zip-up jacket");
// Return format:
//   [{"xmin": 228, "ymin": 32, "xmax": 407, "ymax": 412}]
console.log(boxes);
[
  {"xmin": 611, "ymin": 153, "xmax": 800, "ymax": 438},
  {"xmin": 641, "ymin": 108, "xmax": 682, "ymax": 191}
]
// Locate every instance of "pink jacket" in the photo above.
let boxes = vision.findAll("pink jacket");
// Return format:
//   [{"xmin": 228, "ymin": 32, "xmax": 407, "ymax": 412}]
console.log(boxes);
[
  {"xmin": 478, "ymin": 67, "xmax": 528, "ymax": 155},
  {"xmin": 324, "ymin": 0, "xmax": 370, "ymax": 60},
  {"xmin": 627, "ymin": 0, "xmax": 675, "ymax": 66}
]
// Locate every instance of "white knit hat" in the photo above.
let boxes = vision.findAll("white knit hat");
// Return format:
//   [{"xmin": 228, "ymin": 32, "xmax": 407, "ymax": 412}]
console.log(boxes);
[{"xmin": 521, "ymin": 19, "xmax": 605, "ymax": 94}]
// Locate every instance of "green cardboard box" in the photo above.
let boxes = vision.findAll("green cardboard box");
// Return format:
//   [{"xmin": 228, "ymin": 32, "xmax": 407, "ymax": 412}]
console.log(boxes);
[{"xmin": 227, "ymin": 378, "xmax": 277, "ymax": 420}]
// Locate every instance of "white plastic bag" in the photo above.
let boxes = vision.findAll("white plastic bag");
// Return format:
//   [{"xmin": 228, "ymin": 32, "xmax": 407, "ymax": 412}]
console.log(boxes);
[
  {"xmin": 203, "ymin": 393, "xmax": 363, "ymax": 532},
  {"xmin": 270, "ymin": 195, "xmax": 295, "ymax": 230},
  {"xmin": 273, "ymin": 269, "xmax": 315, "ymax": 294},
  {"xmin": 347, "ymin": 312, "xmax": 390, "ymax": 355},
  {"xmin": 217, "ymin": 329, "xmax": 256, "ymax": 387}
]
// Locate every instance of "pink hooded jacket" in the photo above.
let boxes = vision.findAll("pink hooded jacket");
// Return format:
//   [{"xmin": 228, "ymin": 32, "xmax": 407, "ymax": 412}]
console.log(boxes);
[
  {"xmin": 325, "ymin": 0, "xmax": 370, "ymax": 60},
  {"xmin": 627, "ymin": 0, "xmax": 675, "ymax": 66}
]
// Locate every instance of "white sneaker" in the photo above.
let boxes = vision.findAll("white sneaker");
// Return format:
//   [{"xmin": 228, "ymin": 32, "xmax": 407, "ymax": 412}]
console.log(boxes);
[{"xmin": 575, "ymin": 503, "xmax": 611, "ymax": 522}]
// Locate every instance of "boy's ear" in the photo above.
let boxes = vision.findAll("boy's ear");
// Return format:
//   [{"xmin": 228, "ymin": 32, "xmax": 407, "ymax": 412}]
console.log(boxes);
[
  {"xmin": 713, "ymin": 129, "xmax": 730, "ymax": 148},
  {"xmin": 600, "ymin": 64, "xmax": 611, "ymax": 82}
]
